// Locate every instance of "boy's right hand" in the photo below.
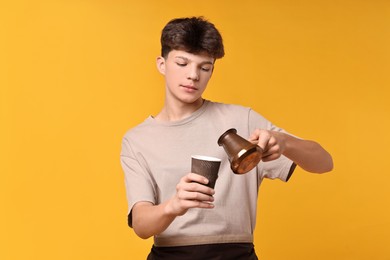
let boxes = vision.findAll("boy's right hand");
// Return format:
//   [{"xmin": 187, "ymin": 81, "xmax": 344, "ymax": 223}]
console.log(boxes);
[
  {"xmin": 165, "ymin": 173, "xmax": 215, "ymax": 217},
  {"xmin": 131, "ymin": 173, "xmax": 215, "ymax": 239}
]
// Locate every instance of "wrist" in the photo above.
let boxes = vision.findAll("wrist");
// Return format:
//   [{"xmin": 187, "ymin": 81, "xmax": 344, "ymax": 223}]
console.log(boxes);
[
  {"xmin": 163, "ymin": 198, "xmax": 181, "ymax": 218},
  {"xmin": 275, "ymin": 131, "xmax": 288, "ymax": 154}
]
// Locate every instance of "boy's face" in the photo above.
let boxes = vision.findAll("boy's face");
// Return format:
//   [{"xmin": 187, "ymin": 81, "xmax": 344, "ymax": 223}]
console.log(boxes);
[{"xmin": 157, "ymin": 50, "xmax": 215, "ymax": 105}]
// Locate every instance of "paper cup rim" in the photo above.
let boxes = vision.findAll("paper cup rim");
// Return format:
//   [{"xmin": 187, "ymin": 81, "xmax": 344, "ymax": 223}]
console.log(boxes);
[{"xmin": 191, "ymin": 155, "xmax": 221, "ymax": 162}]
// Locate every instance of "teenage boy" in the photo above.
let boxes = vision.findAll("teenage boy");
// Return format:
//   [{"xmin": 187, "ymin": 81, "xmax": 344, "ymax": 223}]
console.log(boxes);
[{"xmin": 120, "ymin": 16, "xmax": 333, "ymax": 259}]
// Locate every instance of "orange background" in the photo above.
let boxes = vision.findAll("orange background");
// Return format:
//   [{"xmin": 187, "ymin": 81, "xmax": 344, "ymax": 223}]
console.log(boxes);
[{"xmin": 1, "ymin": 1, "xmax": 389, "ymax": 259}]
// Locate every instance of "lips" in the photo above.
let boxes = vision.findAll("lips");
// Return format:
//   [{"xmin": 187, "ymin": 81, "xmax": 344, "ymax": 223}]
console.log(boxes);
[{"xmin": 181, "ymin": 85, "xmax": 198, "ymax": 91}]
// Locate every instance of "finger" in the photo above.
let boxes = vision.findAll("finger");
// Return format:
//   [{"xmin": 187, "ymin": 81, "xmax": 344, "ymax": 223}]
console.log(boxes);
[
  {"xmin": 257, "ymin": 130, "xmax": 271, "ymax": 151},
  {"xmin": 188, "ymin": 182, "xmax": 215, "ymax": 196},
  {"xmin": 180, "ymin": 190, "xmax": 214, "ymax": 202},
  {"xmin": 175, "ymin": 191, "xmax": 215, "ymax": 211},
  {"xmin": 261, "ymin": 142, "xmax": 279, "ymax": 156},
  {"xmin": 195, "ymin": 201, "xmax": 214, "ymax": 209},
  {"xmin": 177, "ymin": 179, "xmax": 215, "ymax": 196},
  {"xmin": 172, "ymin": 197, "xmax": 214, "ymax": 213},
  {"xmin": 261, "ymin": 152, "xmax": 281, "ymax": 162},
  {"xmin": 249, "ymin": 129, "xmax": 261, "ymax": 141},
  {"xmin": 262, "ymin": 134, "xmax": 281, "ymax": 154},
  {"xmin": 267, "ymin": 136, "xmax": 277, "ymax": 147},
  {"xmin": 183, "ymin": 200, "xmax": 215, "ymax": 209},
  {"xmin": 184, "ymin": 173, "xmax": 209, "ymax": 185}
]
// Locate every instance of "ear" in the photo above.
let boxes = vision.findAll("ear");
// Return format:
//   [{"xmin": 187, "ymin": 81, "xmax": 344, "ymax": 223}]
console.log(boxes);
[{"xmin": 156, "ymin": 56, "xmax": 166, "ymax": 75}]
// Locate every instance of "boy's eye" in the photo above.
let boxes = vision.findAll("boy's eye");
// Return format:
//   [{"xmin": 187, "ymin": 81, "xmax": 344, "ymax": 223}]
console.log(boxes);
[
  {"xmin": 201, "ymin": 67, "xmax": 211, "ymax": 72},
  {"xmin": 176, "ymin": 63, "xmax": 187, "ymax": 67}
]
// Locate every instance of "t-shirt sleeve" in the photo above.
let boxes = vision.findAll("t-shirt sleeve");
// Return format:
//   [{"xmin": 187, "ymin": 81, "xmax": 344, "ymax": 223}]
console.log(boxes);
[
  {"xmin": 248, "ymin": 109, "xmax": 297, "ymax": 182},
  {"xmin": 120, "ymin": 136, "xmax": 156, "ymax": 227}
]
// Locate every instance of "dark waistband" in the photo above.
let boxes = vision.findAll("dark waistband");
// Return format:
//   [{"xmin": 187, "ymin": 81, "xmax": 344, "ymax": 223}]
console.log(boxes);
[{"xmin": 147, "ymin": 243, "xmax": 258, "ymax": 260}]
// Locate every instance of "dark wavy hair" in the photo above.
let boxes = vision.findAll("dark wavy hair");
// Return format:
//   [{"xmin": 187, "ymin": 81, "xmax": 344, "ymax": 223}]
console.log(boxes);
[{"xmin": 160, "ymin": 17, "xmax": 225, "ymax": 59}]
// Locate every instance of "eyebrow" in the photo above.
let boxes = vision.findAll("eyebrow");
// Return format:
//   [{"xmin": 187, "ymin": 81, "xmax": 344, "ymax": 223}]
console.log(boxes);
[{"xmin": 175, "ymin": 56, "xmax": 214, "ymax": 65}]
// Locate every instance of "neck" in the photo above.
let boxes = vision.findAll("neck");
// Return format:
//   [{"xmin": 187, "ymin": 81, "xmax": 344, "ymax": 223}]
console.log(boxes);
[{"xmin": 155, "ymin": 98, "xmax": 204, "ymax": 122}]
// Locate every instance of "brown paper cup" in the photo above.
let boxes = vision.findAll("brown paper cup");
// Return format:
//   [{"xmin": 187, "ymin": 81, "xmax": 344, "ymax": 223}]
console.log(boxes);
[{"xmin": 191, "ymin": 155, "xmax": 221, "ymax": 189}]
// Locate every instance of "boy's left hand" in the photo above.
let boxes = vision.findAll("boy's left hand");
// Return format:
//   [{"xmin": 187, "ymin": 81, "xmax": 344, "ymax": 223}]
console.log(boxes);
[{"xmin": 249, "ymin": 129, "xmax": 286, "ymax": 162}]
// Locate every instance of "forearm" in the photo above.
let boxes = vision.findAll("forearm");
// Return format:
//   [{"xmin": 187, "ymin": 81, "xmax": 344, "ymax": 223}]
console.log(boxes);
[
  {"xmin": 280, "ymin": 133, "xmax": 333, "ymax": 173},
  {"xmin": 132, "ymin": 200, "xmax": 176, "ymax": 239}
]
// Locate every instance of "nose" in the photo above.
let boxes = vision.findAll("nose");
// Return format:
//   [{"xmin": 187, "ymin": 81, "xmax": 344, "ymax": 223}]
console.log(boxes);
[{"xmin": 187, "ymin": 67, "xmax": 199, "ymax": 81}]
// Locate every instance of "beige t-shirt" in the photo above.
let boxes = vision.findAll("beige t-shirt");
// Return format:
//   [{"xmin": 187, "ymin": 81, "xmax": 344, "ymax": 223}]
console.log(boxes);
[{"xmin": 120, "ymin": 100, "xmax": 294, "ymax": 247}]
